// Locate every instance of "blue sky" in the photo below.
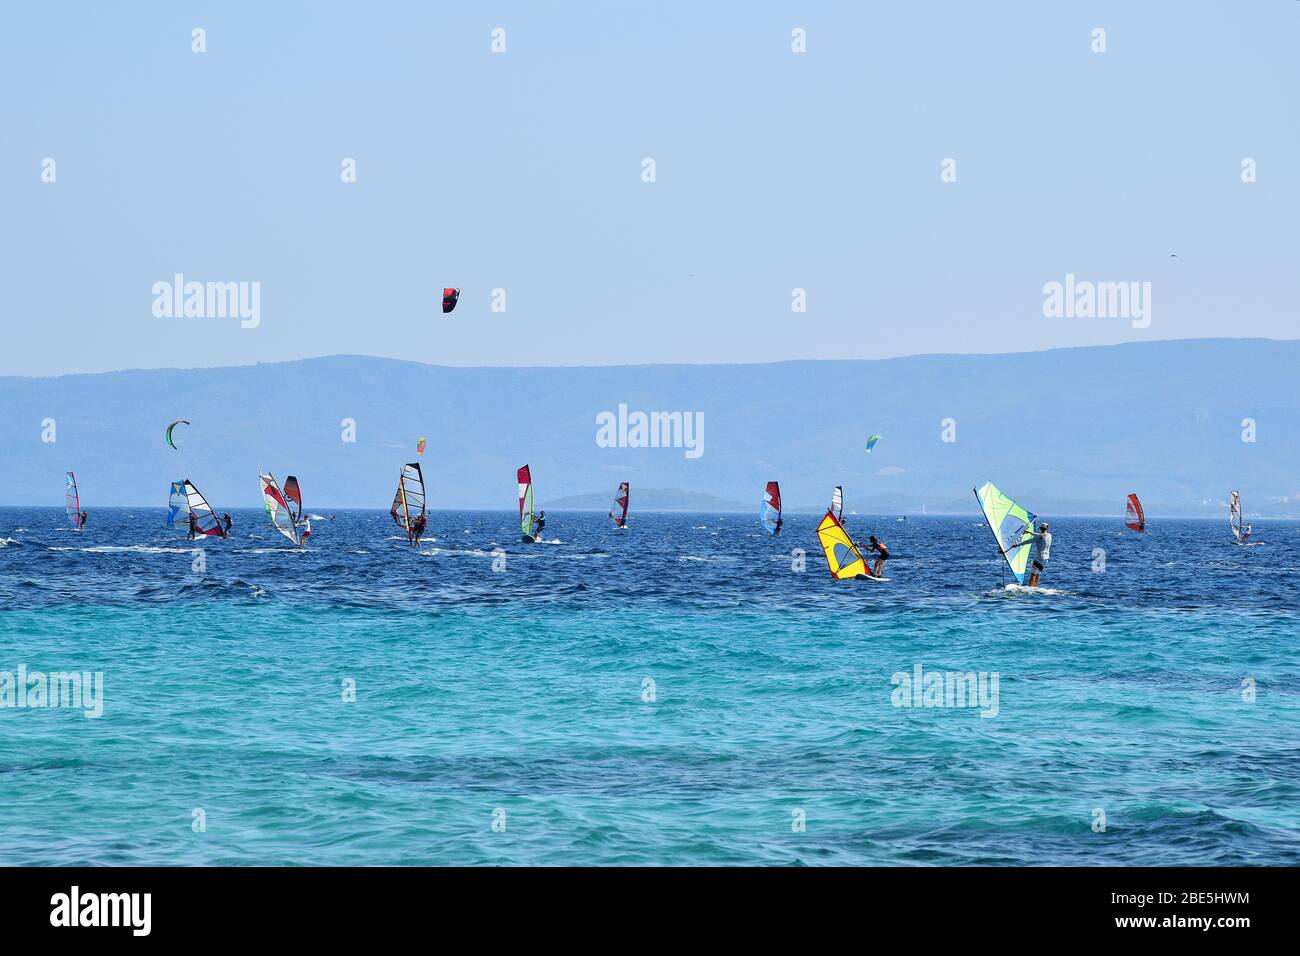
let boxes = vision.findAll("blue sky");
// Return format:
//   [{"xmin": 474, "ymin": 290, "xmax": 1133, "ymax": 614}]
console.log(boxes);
[{"xmin": 3, "ymin": 1, "xmax": 1297, "ymax": 376}]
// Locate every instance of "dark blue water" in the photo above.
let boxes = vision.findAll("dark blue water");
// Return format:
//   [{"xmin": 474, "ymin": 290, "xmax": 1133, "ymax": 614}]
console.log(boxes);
[{"xmin": 1, "ymin": 507, "xmax": 1297, "ymax": 865}]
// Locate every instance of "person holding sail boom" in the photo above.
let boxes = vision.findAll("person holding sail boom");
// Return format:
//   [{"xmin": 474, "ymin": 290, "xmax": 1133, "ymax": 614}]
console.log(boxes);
[
  {"xmin": 1006, "ymin": 520, "xmax": 1051, "ymax": 587},
  {"xmin": 865, "ymin": 535, "xmax": 889, "ymax": 579}
]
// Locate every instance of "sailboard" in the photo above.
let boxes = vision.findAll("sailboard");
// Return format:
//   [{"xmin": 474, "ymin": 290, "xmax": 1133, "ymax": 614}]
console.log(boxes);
[
  {"xmin": 518, "ymin": 465, "xmax": 537, "ymax": 541},
  {"xmin": 974, "ymin": 481, "xmax": 1036, "ymax": 584},
  {"xmin": 260, "ymin": 470, "xmax": 305, "ymax": 546},
  {"xmin": 816, "ymin": 510, "xmax": 873, "ymax": 579},
  {"xmin": 166, "ymin": 480, "xmax": 186, "ymax": 529},
  {"xmin": 1125, "ymin": 493, "xmax": 1145, "ymax": 532},
  {"xmin": 390, "ymin": 463, "xmax": 426, "ymax": 541},
  {"xmin": 183, "ymin": 479, "xmax": 226, "ymax": 537},
  {"xmin": 65, "ymin": 471, "xmax": 82, "ymax": 530},
  {"xmin": 610, "ymin": 481, "xmax": 629, "ymax": 528},
  {"xmin": 1229, "ymin": 490, "xmax": 1250, "ymax": 542},
  {"xmin": 830, "ymin": 485, "xmax": 844, "ymax": 523},
  {"xmin": 760, "ymin": 481, "xmax": 782, "ymax": 534}
]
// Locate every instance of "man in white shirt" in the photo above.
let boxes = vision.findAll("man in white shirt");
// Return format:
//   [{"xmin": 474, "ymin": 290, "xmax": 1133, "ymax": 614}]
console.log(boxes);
[{"xmin": 1023, "ymin": 521, "xmax": 1051, "ymax": 587}]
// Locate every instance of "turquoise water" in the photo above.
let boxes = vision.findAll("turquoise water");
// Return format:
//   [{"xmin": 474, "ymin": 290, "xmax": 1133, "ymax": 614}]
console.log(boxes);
[{"xmin": 1, "ymin": 507, "xmax": 1297, "ymax": 865}]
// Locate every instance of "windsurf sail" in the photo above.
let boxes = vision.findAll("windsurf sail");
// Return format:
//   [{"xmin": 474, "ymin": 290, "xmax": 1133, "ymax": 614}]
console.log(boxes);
[
  {"xmin": 1229, "ymin": 490, "xmax": 1250, "ymax": 541},
  {"xmin": 974, "ymin": 481, "xmax": 1036, "ymax": 584},
  {"xmin": 1125, "ymin": 493, "xmax": 1145, "ymax": 532},
  {"xmin": 760, "ymin": 481, "xmax": 782, "ymax": 534},
  {"xmin": 609, "ymin": 481, "xmax": 629, "ymax": 528},
  {"xmin": 260, "ymin": 470, "xmax": 302, "ymax": 546},
  {"xmin": 816, "ymin": 510, "xmax": 869, "ymax": 579},
  {"xmin": 183, "ymin": 479, "xmax": 226, "ymax": 537},
  {"xmin": 65, "ymin": 472, "xmax": 81, "ymax": 529},
  {"xmin": 518, "ymin": 465, "xmax": 535, "ymax": 536},
  {"xmin": 283, "ymin": 476, "xmax": 303, "ymax": 523},
  {"xmin": 390, "ymin": 463, "xmax": 426, "ymax": 536},
  {"xmin": 166, "ymin": 419, "xmax": 189, "ymax": 450},
  {"xmin": 831, "ymin": 485, "xmax": 844, "ymax": 522},
  {"xmin": 166, "ymin": 480, "xmax": 186, "ymax": 528}
]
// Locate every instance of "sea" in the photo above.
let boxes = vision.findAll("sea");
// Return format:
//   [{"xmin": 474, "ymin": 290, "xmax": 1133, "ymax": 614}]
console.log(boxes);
[{"xmin": 1, "ymin": 507, "xmax": 1297, "ymax": 866}]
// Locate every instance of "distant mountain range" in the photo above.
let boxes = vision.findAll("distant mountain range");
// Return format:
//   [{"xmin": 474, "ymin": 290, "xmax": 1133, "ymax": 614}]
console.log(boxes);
[{"xmin": 1, "ymin": 339, "xmax": 1297, "ymax": 516}]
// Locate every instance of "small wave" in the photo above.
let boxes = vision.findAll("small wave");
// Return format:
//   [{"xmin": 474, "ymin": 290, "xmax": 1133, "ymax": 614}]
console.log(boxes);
[
  {"xmin": 0, "ymin": 537, "xmax": 21, "ymax": 548},
  {"xmin": 50, "ymin": 544, "xmax": 201, "ymax": 555}
]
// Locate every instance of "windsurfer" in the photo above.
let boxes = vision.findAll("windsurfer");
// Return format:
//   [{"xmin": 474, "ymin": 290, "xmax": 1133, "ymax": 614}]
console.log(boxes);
[
  {"xmin": 865, "ymin": 535, "xmax": 889, "ymax": 578},
  {"xmin": 78, "ymin": 511, "xmax": 88, "ymax": 529},
  {"xmin": 412, "ymin": 514, "xmax": 427, "ymax": 546},
  {"xmin": 773, "ymin": 516, "xmax": 783, "ymax": 535},
  {"xmin": 1012, "ymin": 520, "xmax": 1051, "ymax": 587},
  {"xmin": 187, "ymin": 514, "xmax": 198, "ymax": 541},
  {"xmin": 222, "ymin": 513, "xmax": 233, "ymax": 536},
  {"xmin": 534, "ymin": 511, "xmax": 546, "ymax": 538}
]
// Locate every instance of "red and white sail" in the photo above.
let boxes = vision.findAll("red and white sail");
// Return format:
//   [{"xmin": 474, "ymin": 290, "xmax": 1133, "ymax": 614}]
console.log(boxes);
[
  {"xmin": 1125, "ymin": 493, "xmax": 1145, "ymax": 532},
  {"xmin": 610, "ymin": 481, "xmax": 629, "ymax": 528}
]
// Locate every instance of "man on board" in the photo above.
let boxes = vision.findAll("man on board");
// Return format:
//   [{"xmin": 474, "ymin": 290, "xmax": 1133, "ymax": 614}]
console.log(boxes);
[
  {"xmin": 187, "ymin": 513, "xmax": 198, "ymax": 541},
  {"xmin": 865, "ymin": 535, "xmax": 889, "ymax": 579},
  {"xmin": 78, "ymin": 511, "xmax": 88, "ymax": 529},
  {"xmin": 221, "ymin": 513, "xmax": 233, "ymax": 536},
  {"xmin": 1235, "ymin": 523, "xmax": 1252, "ymax": 544},
  {"xmin": 773, "ymin": 516, "xmax": 784, "ymax": 535},
  {"xmin": 1012, "ymin": 520, "xmax": 1052, "ymax": 587},
  {"xmin": 533, "ymin": 511, "xmax": 546, "ymax": 539},
  {"xmin": 411, "ymin": 514, "xmax": 427, "ymax": 546}
]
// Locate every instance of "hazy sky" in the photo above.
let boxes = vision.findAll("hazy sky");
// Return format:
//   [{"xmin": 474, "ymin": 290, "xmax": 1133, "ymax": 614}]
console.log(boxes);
[{"xmin": 3, "ymin": 1, "xmax": 1297, "ymax": 376}]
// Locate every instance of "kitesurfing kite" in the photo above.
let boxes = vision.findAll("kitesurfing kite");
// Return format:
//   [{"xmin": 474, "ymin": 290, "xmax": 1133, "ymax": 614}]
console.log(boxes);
[
  {"xmin": 518, "ymin": 465, "xmax": 538, "ymax": 542},
  {"xmin": 416, "ymin": 437, "xmax": 427, "ymax": 456},
  {"xmin": 865, "ymin": 434, "xmax": 881, "ymax": 453},
  {"xmin": 1229, "ymin": 490, "xmax": 1251, "ymax": 543},
  {"xmin": 974, "ymin": 481, "xmax": 1036, "ymax": 585},
  {"xmin": 760, "ymin": 481, "xmax": 783, "ymax": 535},
  {"xmin": 65, "ymin": 472, "xmax": 83, "ymax": 530},
  {"xmin": 442, "ymin": 288, "xmax": 460, "ymax": 313},
  {"xmin": 816, "ymin": 510, "xmax": 873, "ymax": 580},
  {"xmin": 390, "ymin": 463, "xmax": 426, "ymax": 545},
  {"xmin": 1125, "ymin": 493, "xmax": 1145, "ymax": 532},
  {"xmin": 609, "ymin": 481, "xmax": 630, "ymax": 529},
  {"xmin": 165, "ymin": 419, "xmax": 190, "ymax": 450}
]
